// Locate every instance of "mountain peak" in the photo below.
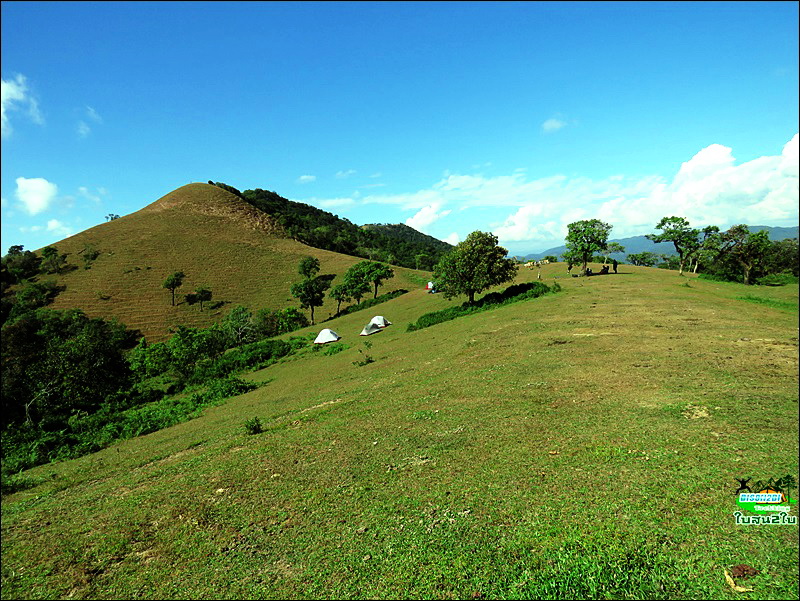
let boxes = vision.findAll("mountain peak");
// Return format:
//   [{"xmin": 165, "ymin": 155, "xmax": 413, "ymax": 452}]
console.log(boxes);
[{"xmin": 139, "ymin": 183, "xmax": 287, "ymax": 238}]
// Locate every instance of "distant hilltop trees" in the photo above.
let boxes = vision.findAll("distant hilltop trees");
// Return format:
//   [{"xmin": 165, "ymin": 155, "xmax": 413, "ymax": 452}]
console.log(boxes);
[{"xmin": 208, "ymin": 181, "xmax": 452, "ymax": 270}]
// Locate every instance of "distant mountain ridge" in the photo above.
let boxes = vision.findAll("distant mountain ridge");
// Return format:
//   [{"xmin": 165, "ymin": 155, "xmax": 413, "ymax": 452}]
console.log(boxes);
[{"xmin": 523, "ymin": 225, "xmax": 799, "ymax": 260}]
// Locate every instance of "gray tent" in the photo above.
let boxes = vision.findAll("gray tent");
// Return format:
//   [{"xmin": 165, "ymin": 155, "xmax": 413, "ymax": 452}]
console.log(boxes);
[
  {"xmin": 369, "ymin": 315, "xmax": 392, "ymax": 328},
  {"xmin": 360, "ymin": 322, "xmax": 382, "ymax": 336}
]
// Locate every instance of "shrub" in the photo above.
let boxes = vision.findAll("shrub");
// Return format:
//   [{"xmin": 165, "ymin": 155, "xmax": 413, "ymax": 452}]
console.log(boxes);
[{"xmin": 244, "ymin": 417, "xmax": 263, "ymax": 435}]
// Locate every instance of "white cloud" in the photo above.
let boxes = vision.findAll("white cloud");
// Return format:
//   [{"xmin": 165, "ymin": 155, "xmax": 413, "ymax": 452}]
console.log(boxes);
[
  {"xmin": 316, "ymin": 197, "xmax": 356, "ymax": 209},
  {"xmin": 46, "ymin": 219, "xmax": 72, "ymax": 237},
  {"xmin": 298, "ymin": 135, "xmax": 799, "ymax": 248},
  {"xmin": 443, "ymin": 232, "xmax": 460, "ymax": 245},
  {"xmin": 297, "ymin": 175, "xmax": 316, "ymax": 184},
  {"xmin": 77, "ymin": 121, "xmax": 91, "ymax": 138},
  {"xmin": 14, "ymin": 177, "xmax": 58, "ymax": 215},
  {"xmin": 369, "ymin": 172, "xmax": 383, "ymax": 178},
  {"xmin": 335, "ymin": 169, "xmax": 356, "ymax": 179},
  {"xmin": 406, "ymin": 204, "xmax": 451, "ymax": 233},
  {"xmin": 78, "ymin": 186, "xmax": 107, "ymax": 203},
  {"xmin": 1, "ymin": 74, "xmax": 43, "ymax": 137},
  {"xmin": 541, "ymin": 117, "xmax": 566, "ymax": 133},
  {"xmin": 86, "ymin": 106, "xmax": 102, "ymax": 123}
]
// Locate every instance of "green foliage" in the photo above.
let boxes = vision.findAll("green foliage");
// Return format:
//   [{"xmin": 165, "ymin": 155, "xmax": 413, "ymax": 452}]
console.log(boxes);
[
  {"xmin": 290, "ymin": 273, "xmax": 335, "ymax": 325},
  {"xmin": 432, "ymin": 231, "xmax": 518, "ymax": 305},
  {"xmin": 5, "ymin": 279, "xmax": 62, "ymax": 323},
  {"xmin": 329, "ymin": 282, "xmax": 352, "ymax": 315},
  {"xmin": 407, "ymin": 281, "xmax": 554, "ymax": 332},
  {"xmin": 2, "ymin": 245, "xmax": 42, "ymax": 284},
  {"xmin": 162, "ymin": 271, "xmax": 185, "ymax": 306},
  {"xmin": 195, "ymin": 286, "xmax": 212, "ymax": 311},
  {"xmin": 1, "ymin": 308, "xmax": 135, "ymax": 433},
  {"xmin": 331, "ymin": 289, "xmax": 407, "ymax": 320},
  {"xmin": 40, "ymin": 246, "xmax": 68, "ymax": 274},
  {"xmin": 342, "ymin": 262, "xmax": 372, "ymax": 305},
  {"xmin": 239, "ymin": 187, "xmax": 452, "ymax": 269},
  {"xmin": 298, "ymin": 256, "xmax": 321, "ymax": 279},
  {"xmin": 564, "ymin": 219, "xmax": 612, "ymax": 270},
  {"xmin": 645, "ymin": 217, "xmax": 700, "ymax": 274},
  {"xmin": 755, "ymin": 272, "xmax": 799, "ymax": 286},
  {"xmin": 253, "ymin": 307, "xmax": 310, "ymax": 338},
  {"xmin": 208, "ymin": 181, "xmax": 245, "ymax": 199},
  {"xmin": 244, "ymin": 417, "xmax": 263, "ymax": 435},
  {"xmin": 80, "ymin": 244, "xmax": 101, "ymax": 269},
  {"xmin": 627, "ymin": 251, "xmax": 660, "ymax": 267},
  {"xmin": 320, "ymin": 342, "xmax": 347, "ymax": 356},
  {"xmin": 352, "ymin": 340, "xmax": 375, "ymax": 367}
]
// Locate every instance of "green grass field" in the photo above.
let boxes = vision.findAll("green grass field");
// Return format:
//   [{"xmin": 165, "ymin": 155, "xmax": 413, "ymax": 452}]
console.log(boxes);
[{"xmin": 2, "ymin": 263, "xmax": 798, "ymax": 600}]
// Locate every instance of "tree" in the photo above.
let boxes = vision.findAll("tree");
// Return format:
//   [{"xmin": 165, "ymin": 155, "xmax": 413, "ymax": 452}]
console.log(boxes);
[
  {"xmin": 163, "ymin": 271, "xmax": 185, "ymax": 306},
  {"xmin": 432, "ymin": 231, "xmax": 518, "ymax": 305},
  {"xmin": 603, "ymin": 242, "xmax": 626, "ymax": 265},
  {"xmin": 221, "ymin": 305, "xmax": 256, "ymax": 346},
  {"xmin": 195, "ymin": 287, "xmax": 213, "ymax": 312},
  {"xmin": 298, "ymin": 256, "xmax": 321, "ymax": 279},
  {"xmin": 716, "ymin": 225, "xmax": 772, "ymax": 285},
  {"xmin": 363, "ymin": 261, "xmax": 394, "ymax": 298},
  {"xmin": 645, "ymin": 216, "xmax": 699, "ymax": 275},
  {"xmin": 342, "ymin": 263, "xmax": 372, "ymax": 305},
  {"xmin": 105, "ymin": 214, "xmax": 120, "ymax": 221},
  {"xmin": 290, "ymin": 275, "xmax": 334, "ymax": 325},
  {"xmin": 627, "ymin": 251, "xmax": 660, "ymax": 267},
  {"xmin": 329, "ymin": 283, "xmax": 352, "ymax": 316},
  {"xmin": 40, "ymin": 246, "xmax": 67, "ymax": 274},
  {"xmin": 564, "ymin": 219, "xmax": 613, "ymax": 272}
]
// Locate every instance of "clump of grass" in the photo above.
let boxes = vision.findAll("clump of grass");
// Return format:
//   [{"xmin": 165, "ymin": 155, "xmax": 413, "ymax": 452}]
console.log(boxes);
[
  {"xmin": 244, "ymin": 417, "xmax": 263, "ymax": 435},
  {"xmin": 321, "ymin": 342, "xmax": 347, "ymax": 356}
]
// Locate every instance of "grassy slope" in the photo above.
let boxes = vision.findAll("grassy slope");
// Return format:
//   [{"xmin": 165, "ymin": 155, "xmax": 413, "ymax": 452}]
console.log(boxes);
[
  {"xmin": 1, "ymin": 263, "xmax": 798, "ymax": 599},
  {"xmin": 37, "ymin": 183, "xmax": 427, "ymax": 342}
]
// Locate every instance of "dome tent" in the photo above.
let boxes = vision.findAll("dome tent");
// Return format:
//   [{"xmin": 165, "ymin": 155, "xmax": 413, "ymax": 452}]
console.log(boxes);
[
  {"xmin": 369, "ymin": 315, "xmax": 392, "ymax": 328},
  {"xmin": 314, "ymin": 328, "xmax": 341, "ymax": 344},
  {"xmin": 360, "ymin": 322, "xmax": 382, "ymax": 336}
]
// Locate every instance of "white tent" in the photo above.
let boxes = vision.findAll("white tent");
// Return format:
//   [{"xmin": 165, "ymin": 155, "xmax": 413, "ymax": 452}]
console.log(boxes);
[
  {"xmin": 360, "ymin": 322, "xmax": 382, "ymax": 336},
  {"xmin": 314, "ymin": 328, "xmax": 341, "ymax": 344},
  {"xmin": 369, "ymin": 315, "xmax": 392, "ymax": 328}
]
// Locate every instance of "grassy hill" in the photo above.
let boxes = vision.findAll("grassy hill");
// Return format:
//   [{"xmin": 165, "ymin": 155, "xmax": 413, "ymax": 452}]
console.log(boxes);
[
  {"xmin": 2, "ymin": 262, "xmax": 797, "ymax": 599},
  {"xmin": 33, "ymin": 183, "xmax": 429, "ymax": 342}
]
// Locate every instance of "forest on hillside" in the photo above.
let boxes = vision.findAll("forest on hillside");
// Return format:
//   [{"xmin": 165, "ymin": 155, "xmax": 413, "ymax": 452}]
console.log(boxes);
[{"xmin": 210, "ymin": 182, "xmax": 452, "ymax": 270}]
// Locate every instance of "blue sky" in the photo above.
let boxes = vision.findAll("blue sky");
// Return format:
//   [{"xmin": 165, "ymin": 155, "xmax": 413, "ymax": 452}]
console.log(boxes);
[{"xmin": 2, "ymin": 1, "xmax": 798, "ymax": 256}]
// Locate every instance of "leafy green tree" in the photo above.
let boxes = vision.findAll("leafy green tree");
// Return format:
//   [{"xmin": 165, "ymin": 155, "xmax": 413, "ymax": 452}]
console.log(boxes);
[
  {"xmin": 415, "ymin": 253, "xmax": 433, "ymax": 270},
  {"xmin": 195, "ymin": 287, "xmax": 212, "ymax": 311},
  {"xmin": 222, "ymin": 305, "xmax": 256, "ymax": 346},
  {"xmin": 716, "ymin": 225, "xmax": 772, "ymax": 285},
  {"xmin": 564, "ymin": 219, "xmax": 613, "ymax": 271},
  {"xmin": 290, "ymin": 258, "xmax": 335, "ymax": 325},
  {"xmin": 543, "ymin": 255, "xmax": 558, "ymax": 263},
  {"xmin": 40, "ymin": 246, "xmax": 67, "ymax": 274},
  {"xmin": 645, "ymin": 217, "xmax": 700, "ymax": 275},
  {"xmin": 329, "ymin": 283, "xmax": 352, "ymax": 316},
  {"xmin": 363, "ymin": 261, "xmax": 394, "ymax": 298},
  {"xmin": 627, "ymin": 251, "xmax": 660, "ymax": 267},
  {"xmin": 1, "ymin": 308, "xmax": 134, "ymax": 431},
  {"xmin": 6, "ymin": 280, "xmax": 62, "ymax": 323},
  {"xmin": 433, "ymin": 231, "xmax": 518, "ymax": 305},
  {"xmin": 163, "ymin": 271, "xmax": 185, "ymax": 306},
  {"xmin": 298, "ymin": 256, "xmax": 321, "ymax": 279},
  {"xmin": 80, "ymin": 244, "xmax": 101, "ymax": 270},
  {"xmin": 253, "ymin": 307, "xmax": 309, "ymax": 338},
  {"xmin": 2, "ymin": 245, "xmax": 42, "ymax": 284},
  {"xmin": 603, "ymin": 242, "xmax": 626, "ymax": 264},
  {"xmin": 343, "ymin": 263, "xmax": 372, "ymax": 305}
]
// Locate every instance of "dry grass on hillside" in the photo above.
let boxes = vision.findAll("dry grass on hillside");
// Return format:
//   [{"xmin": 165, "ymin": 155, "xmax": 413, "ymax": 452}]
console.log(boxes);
[{"xmin": 33, "ymin": 183, "xmax": 428, "ymax": 341}]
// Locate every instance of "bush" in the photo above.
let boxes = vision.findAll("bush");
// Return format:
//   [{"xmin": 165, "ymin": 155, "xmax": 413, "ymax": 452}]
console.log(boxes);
[
  {"xmin": 407, "ymin": 282, "xmax": 554, "ymax": 332},
  {"xmin": 755, "ymin": 272, "xmax": 799, "ymax": 286},
  {"xmin": 244, "ymin": 417, "xmax": 263, "ymax": 435}
]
